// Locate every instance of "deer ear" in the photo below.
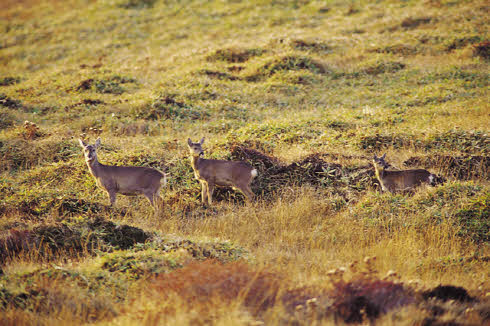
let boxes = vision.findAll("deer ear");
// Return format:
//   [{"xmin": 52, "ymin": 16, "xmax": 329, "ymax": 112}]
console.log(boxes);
[
  {"xmin": 94, "ymin": 138, "xmax": 101, "ymax": 148},
  {"xmin": 78, "ymin": 138, "xmax": 87, "ymax": 148},
  {"xmin": 381, "ymin": 153, "xmax": 386, "ymax": 159},
  {"xmin": 373, "ymin": 154, "xmax": 377, "ymax": 160},
  {"xmin": 187, "ymin": 138, "xmax": 192, "ymax": 146},
  {"xmin": 199, "ymin": 137, "xmax": 205, "ymax": 145}
]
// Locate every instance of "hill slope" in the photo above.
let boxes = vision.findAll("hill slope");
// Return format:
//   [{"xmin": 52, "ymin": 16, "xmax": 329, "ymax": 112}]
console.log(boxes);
[{"xmin": 0, "ymin": 0, "xmax": 488, "ymax": 325}]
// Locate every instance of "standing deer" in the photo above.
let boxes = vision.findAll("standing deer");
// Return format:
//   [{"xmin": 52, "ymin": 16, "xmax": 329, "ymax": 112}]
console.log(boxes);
[
  {"xmin": 373, "ymin": 153, "xmax": 436, "ymax": 193},
  {"xmin": 78, "ymin": 138, "xmax": 166, "ymax": 209},
  {"xmin": 187, "ymin": 138, "xmax": 257, "ymax": 205}
]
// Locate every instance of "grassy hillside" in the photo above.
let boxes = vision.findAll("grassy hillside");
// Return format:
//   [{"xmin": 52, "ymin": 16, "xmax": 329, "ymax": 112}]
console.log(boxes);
[{"xmin": 0, "ymin": 0, "xmax": 488, "ymax": 325}]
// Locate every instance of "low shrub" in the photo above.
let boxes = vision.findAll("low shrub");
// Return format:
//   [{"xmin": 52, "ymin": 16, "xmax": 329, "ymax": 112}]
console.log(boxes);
[
  {"xmin": 244, "ymin": 55, "xmax": 326, "ymax": 81},
  {"xmin": 404, "ymin": 155, "xmax": 488, "ymax": 180},
  {"xmin": 0, "ymin": 138, "xmax": 80, "ymax": 172},
  {"xmin": 0, "ymin": 77, "xmax": 21, "ymax": 86},
  {"xmin": 360, "ymin": 61, "xmax": 405, "ymax": 75},
  {"xmin": 0, "ymin": 93, "xmax": 22, "ymax": 109},
  {"xmin": 0, "ymin": 112, "xmax": 16, "ymax": 130},
  {"xmin": 0, "ymin": 217, "xmax": 152, "ymax": 263},
  {"xmin": 206, "ymin": 47, "xmax": 265, "ymax": 63},
  {"xmin": 131, "ymin": 95, "xmax": 208, "ymax": 121},
  {"xmin": 150, "ymin": 260, "xmax": 282, "ymax": 315}
]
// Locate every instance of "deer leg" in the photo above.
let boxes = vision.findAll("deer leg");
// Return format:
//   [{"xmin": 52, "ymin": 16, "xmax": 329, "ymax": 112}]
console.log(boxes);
[
  {"xmin": 107, "ymin": 190, "xmax": 117, "ymax": 206},
  {"xmin": 144, "ymin": 191, "xmax": 156, "ymax": 207},
  {"xmin": 243, "ymin": 185, "xmax": 254, "ymax": 201},
  {"xmin": 237, "ymin": 184, "xmax": 254, "ymax": 202},
  {"xmin": 201, "ymin": 182, "xmax": 208, "ymax": 205},
  {"xmin": 207, "ymin": 183, "xmax": 215, "ymax": 206},
  {"xmin": 147, "ymin": 193, "xmax": 163, "ymax": 211}
]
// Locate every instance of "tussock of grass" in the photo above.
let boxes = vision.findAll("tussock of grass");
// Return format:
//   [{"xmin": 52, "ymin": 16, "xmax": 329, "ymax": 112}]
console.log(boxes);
[
  {"xmin": 244, "ymin": 55, "xmax": 326, "ymax": 81},
  {"xmin": 404, "ymin": 155, "xmax": 489, "ymax": 180},
  {"xmin": 1, "ymin": 0, "xmax": 489, "ymax": 324},
  {"xmin": 0, "ymin": 138, "xmax": 80, "ymax": 172},
  {"xmin": 131, "ymin": 94, "xmax": 208, "ymax": 121},
  {"xmin": 206, "ymin": 47, "xmax": 265, "ymax": 63},
  {"xmin": 358, "ymin": 130, "xmax": 489, "ymax": 156}
]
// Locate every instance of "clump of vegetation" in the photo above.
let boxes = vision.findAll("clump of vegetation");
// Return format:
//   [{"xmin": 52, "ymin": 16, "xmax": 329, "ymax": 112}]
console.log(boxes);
[
  {"xmin": 131, "ymin": 95, "xmax": 208, "ymax": 121},
  {"xmin": 0, "ymin": 217, "xmax": 152, "ymax": 263},
  {"xmin": 445, "ymin": 35, "xmax": 483, "ymax": 51},
  {"xmin": 244, "ymin": 55, "xmax": 326, "ymax": 81},
  {"xmin": 228, "ymin": 145, "xmax": 375, "ymax": 201},
  {"xmin": 206, "ymin": 47, "xmax": 265, "ymax": 63},
  {"xmin": 1, "ymin": 190, "xmax": 104, "ymax": 218},
  {"xmin": 115, "ymin": 0, "xmax": 156, "ymax": 9},
  {"xmin": 149, "ymin": 260, "xmax": 282, "ymax": 315},
  {"xmin": 358, "ymin": 130, "xmax": 489, "ymax": 155},
  {"xmin": 1, "ymin": 0, "xmax": 489, "ymax": 324},
  {"xmin": 0, "ymin": 77, "xmax": 21, "ymax": 86},
  {"xmin": 0, "ymin": 112, "xmax": 16, "ymax": 130},
  {"xmin": 400, "ymin": 16, "xmax": 433, "ymax": 29},
  {"xmin": 99, "ymin": 250, "xmax": 184, "ymax": 279},
  {"xmin": 286, "ymin": 38, "xmax": 331, "ymax": 53},
  {"xmin": 404, "ymin": 155, "xmax": 488, "ymax": 180},
  {"xmin": 360, "ymin": 61, "xmax": 406, "ymax": 75},
  {"xmin": 0, "ymin": 138, "xmax": 80, "ymax": 172},
  {"xmin": 0, "ymin": 93, "xmax": 22, "ymax": 109},
  {"xmin": 197, "ymin": 69, "xmax": 239, "ymax": 81},
  {"xmin": 358, "ymin": 133, "xmax": 413, "ymax": 151},
  {"xmin": 353, "ymin": 182, "xmax": 488, "ymax": 243},
  {"xmin": 453, "ymin": 193, "xmax": 489, "ymax": 243},
  {"xmin": 76, "ymin": 76, "xmax": 136, "ymax": 94},
  {"xmin": 473, "ymin": 41, "xmax": 490, "ymax": 59},
  {"xmin": 372, "ymin": 44, "xmax": 418, "ymax": 56},
  {"xmin": 425, "ymin": 130, "xmax": 489, "ymax": 155}
]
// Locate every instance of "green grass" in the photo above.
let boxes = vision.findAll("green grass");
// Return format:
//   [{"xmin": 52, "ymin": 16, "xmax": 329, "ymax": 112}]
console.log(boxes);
[{"xmin": 0, "ymin": 0, "xmax": 488, "ymax": 324}]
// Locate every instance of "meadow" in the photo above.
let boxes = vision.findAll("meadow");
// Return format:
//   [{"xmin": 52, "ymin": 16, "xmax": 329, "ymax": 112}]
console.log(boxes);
[{"xmin": 0, "ymin": 0, "xmax": 488, "ymax": 324}]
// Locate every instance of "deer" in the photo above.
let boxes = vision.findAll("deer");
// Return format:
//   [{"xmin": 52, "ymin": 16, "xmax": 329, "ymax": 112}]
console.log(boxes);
[
  {"xmin": 187, "ymin": 137, "xmax": 257, "ymax": 206},
  {"xmin": 372, "ymin": 153, "xmax": 437, "ymax": 193},
  {"xmin": 78, "ymin": 138, "xmax": 166, "ymax": 209}
]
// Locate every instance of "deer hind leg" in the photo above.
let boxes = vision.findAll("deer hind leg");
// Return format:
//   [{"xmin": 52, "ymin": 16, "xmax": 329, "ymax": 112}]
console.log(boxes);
[
  {"xmin": 240, "ymin": 184, "xmax": 254, "ymax": 201},
  {"xmin": 144, "ymin": 190, "xmax": 157, "ymax": 207},
  {"xmin": 146, "ymin": 193, "xmax": 164, "ymax": 211}
]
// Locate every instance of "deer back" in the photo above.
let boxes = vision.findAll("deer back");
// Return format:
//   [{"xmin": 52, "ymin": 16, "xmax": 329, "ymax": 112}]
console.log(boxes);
[
  {"xmin": 95, "ymin": 164, "xmax": 165, "ymax": 194},
  {"xmin": 195, "ymin": 158, "xmax": 254, "ymax": 187},
  {"xmin": 381, "ymin": 169, "xmax": 432, "ymax": 190}
]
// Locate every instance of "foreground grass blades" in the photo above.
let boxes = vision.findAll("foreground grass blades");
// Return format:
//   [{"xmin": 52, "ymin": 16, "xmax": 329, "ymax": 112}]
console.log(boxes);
[{"xmin": 0, "ymin": 0, "xmax": 489, "ymax": 325}]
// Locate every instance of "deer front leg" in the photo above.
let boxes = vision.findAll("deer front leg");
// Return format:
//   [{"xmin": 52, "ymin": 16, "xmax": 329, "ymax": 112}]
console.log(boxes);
[
  {"xmin": 107, "ymin": 189, "xmax": 117, "ymax": 206},
  {"xmin": 207, "ymin": 182, "xmax": 215, "ymax": 206},
  {"xmin": 201, "ymin": 181, "xmax": 208, "ymax": 205}
]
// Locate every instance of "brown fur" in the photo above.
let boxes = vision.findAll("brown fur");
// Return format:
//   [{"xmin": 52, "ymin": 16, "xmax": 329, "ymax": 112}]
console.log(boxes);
[
  {"xmin": 373, "ymin": 154, "xmax": 435, "ymax": 193},
  {"xmin": 188, "ymin": 138, "xmax": 257, "ymax": 205},
  {"xmin": 79, "ymin": 138, "xmax": 166, "ymax": 208}
]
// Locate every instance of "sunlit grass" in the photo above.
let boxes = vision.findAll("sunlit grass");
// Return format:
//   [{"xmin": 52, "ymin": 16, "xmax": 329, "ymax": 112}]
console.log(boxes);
[{"xmin": 1, "ymin": 0, "xmax": 488, "ymax": 324}]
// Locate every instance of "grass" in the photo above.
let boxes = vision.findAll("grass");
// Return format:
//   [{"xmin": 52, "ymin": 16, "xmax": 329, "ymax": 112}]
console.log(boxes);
[{"xmin": 0, "ymin": 0, "xmax": 489, "ymax": 325}]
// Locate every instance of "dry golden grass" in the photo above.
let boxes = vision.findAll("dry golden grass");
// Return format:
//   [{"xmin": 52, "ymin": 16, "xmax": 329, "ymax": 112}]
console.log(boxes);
[{"xmin": 0, "ymin": 0, "xmax": 488, "ymax": 324}]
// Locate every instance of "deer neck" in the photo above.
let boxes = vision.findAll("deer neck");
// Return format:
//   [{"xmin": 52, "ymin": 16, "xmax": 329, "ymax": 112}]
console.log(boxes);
[
  {"xmin": 374, "ymin": 164, "xmax": 385, "ymax": 180},
  {"xmin": 190, "ymin": 154, "xmax": 202, "ymax": 171},
  {"xmin": 86, "ymin": 157, "xmax": 103, "ymax": 178}
]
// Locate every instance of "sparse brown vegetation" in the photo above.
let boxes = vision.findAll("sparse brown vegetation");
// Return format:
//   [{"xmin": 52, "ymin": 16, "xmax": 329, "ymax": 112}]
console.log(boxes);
[{"xmin": 0, "ymin": 0, "xmax": 488, "ymax": 324}]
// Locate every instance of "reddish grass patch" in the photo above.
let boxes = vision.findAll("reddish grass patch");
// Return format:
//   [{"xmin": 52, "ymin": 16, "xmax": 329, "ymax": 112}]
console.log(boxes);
[{"xmin": 150, "ymin": 260, "xmax": 282, "ymax": 315}]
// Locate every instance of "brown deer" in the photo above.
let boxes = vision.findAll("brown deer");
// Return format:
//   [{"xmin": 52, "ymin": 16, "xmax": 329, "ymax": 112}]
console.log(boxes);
[
  {"xmin": 373, "ymin": 154, "xmax": 436, "ymax": 193},
  {"xmin": 78, "ymin": 138, "xmax": 166, "ymax": 209},
  {"xmin": 187, "ymin": 138, "xmax": 257, "ymax": 205}
]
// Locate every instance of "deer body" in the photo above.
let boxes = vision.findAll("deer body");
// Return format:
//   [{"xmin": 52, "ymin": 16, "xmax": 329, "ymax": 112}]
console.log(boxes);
[
  {"xmin": 188, "ymin": 138, "xmax": 257, "ymax": 205},
  {"xmin": 79, "ymin": 138, "xmax": 166, "ymax": 208},
  {"xmin": 373, "ymin": 154, "xmax": 435, "ymax": 193}
]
